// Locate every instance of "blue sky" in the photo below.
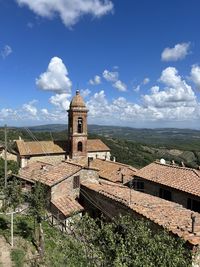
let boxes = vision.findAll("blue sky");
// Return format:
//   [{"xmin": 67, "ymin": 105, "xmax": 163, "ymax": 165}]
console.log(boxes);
[{"xmin": 0, "ymin": 0, "xmax": 200, "ymax": 128}]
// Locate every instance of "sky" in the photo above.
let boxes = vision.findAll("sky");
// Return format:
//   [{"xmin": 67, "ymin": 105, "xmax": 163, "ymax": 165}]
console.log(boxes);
[{"xmin": 0, "ymin": 0, "xmax": 200, "ymax": 128}]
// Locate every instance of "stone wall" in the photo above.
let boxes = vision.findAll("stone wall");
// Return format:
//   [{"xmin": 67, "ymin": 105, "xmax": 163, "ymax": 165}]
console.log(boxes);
[
  {"xmin": 0, "ymin": 149, "xmax": 17, "ymax": 162},
  {"xmin": 133, "ymin": 177, "xmax": 200, "ymax": 209},
  {"xmin": 51, "ymin": 168, "xmax": 99, "ymax": 201},
  {"xmin": 20, "ymin": 154, "xmax": 66, "ymax": 168}
]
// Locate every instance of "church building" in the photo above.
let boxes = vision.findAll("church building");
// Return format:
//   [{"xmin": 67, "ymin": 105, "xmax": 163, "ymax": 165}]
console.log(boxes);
[{"xmin": 14, "ymin": 90, "xmax": 111, "ymax": 168}]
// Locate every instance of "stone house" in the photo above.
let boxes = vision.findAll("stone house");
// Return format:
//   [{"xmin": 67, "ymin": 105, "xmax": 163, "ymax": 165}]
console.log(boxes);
[
  {"xmin": 130, "ymin": 161, "xmax": 200, "ymax": 212},
  {"xmin": 80, "ymin": 178, "xmax": 200, "ymax": 264},
  {"xmin": 14, "ymin": 160, "xmax": 99, "ymax": 230},
  {"xmin": 89, "ymin": 158, "xmax": 137, "ymax": 184}
]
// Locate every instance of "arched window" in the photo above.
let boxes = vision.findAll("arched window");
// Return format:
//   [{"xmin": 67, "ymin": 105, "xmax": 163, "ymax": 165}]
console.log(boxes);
[
  {"xmin": 77, "ymin": 141, "xmax": 83, "ymax": 152},
  {"xmin": 77, "ymin": 117, "xmax": 83, "ymax": 133}
]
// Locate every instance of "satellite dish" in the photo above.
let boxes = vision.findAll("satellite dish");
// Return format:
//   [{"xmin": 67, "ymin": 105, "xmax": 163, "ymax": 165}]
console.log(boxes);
[{"xmin": 160, "ymin": 158, "xmax": 166, "ymax": 164}]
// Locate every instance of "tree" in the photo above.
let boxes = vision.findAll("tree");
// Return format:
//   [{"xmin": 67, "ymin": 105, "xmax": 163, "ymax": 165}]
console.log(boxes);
[
  {"xmin": 28, "ymin": 181, "xmax": 47, "ymax": 258},
  {"xmin": 3, "ymin": 178, "xmax": 23, "ymax": 211},
  {"xmin": 42, "ymin": 214, "xmax": 191, "ymax": 266}
]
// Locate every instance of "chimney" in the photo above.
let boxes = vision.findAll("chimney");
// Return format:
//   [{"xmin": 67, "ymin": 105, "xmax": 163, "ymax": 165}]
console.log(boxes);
[
  {"xmin": 88, "ymin": 157, "xmax": 92, "ymax": 168},
  {"xmin": 191, "ymin": 212, "xmax": 196, "ymax": 233},
  {"xmin": 181, "ymin": 161, "xmax": 185, "ymax": 167},
  {"xmin": 171, "ymin": 160, "xmax": 175, "ymax": 165},
  {"xmin": 113, "ymin": 156, "xmax": 116, "ymax": 162},
  {"xmin": 121, "ymin": 173, "xmax": 124, "ymax": 184}
]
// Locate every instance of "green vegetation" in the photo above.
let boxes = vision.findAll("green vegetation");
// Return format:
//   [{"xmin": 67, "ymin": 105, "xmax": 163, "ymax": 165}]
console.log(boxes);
[
  {"xmin": 1, "ymin": 125, "xmax": 200, "ymax": 168},
  {"xmin": 11, "ymin": 249, "xmax": 25, "ymax": 267},
  {"xmin": 0, "ymin": 213, "xmax": 192, "ymax": 266}
]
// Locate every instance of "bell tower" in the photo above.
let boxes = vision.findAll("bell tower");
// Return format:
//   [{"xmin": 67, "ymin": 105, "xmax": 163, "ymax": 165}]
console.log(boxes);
[{"xmin": 67, "ymin": 90, "xmax": 88, "ymax": 159}]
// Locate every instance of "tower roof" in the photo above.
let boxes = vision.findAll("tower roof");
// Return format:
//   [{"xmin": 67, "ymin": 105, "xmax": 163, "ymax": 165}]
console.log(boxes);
[{"xmin": 70, "ymin": 90, "xmax": 86, "ymax": 108}]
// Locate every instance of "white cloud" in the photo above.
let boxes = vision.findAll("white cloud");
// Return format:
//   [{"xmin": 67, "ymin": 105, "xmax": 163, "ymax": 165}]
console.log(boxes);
[
  {"xmin": 36, "ymin": 57, "xmax": 72, "ymax": 94},
  {"xmin": 113, "ymin": 80, "xmax": 127, "ymax": 92},
  {"xmin": 22, "ymin": 100, "xmax": 38, "ymax": 116},
  {"xmin": 89, "ymin": 75, "xmax": 101, "ymax": 85},
  {"xmin": 190, "ymin": 65, "xmax": 200, "ymax": 90},
  {"xmin": 80, "ymin": 88, "xmax": 91, "ymax": 98},
  {"xmin": 103, "ymin": 69, "xmax": 118, "ymax": 82},
  {"xmin": 143, "ymin": 67, "xmax": 196, "ymax": 108},
  {"xmin": 161, "ymin": 42, "xmax": 190, "ymax": 61},
  {"xmin": 49, "ymin": 93, "xmax": 71, "ymax": 110},
  {"xmin": 134, "ymin": 77, "xmax": 150, "ymax": 92},
  {"xmin": 143, "ymin": 77, "xmax": 150, "ymax": 85},
  {"xmin": 1, "ymin": 45, "xmax": 12, "ymax": 59},
  {"xmin": 133, "ymin": 85, "xmax": 140, "ymax": 92},
  {"xmin": 16, "ymin": 0, "xmax": 113, "ymax": 28}
]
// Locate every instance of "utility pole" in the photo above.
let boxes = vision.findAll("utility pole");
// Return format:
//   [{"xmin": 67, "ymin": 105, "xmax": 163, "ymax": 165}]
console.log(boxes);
[
  {"xmin": 4, "ymin": 124, "xmax": 7, "ymax": 188},
  {"xmin": 11, "ymin": 212, "xmax": 14, "ymax": 247}
]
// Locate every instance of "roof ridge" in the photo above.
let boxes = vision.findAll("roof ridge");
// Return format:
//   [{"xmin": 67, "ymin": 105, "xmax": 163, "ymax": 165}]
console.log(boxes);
[
  {"xmin": 95, "ymin": 158, "xmax": 134, "ymax": 168},
  {"xmin": 154, "ymin": 161, "xmax": 197, "ymax": 172}
]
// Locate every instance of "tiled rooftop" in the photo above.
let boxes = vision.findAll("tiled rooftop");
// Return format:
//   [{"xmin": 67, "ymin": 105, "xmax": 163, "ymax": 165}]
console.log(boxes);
[
  {"xmin": 18, "ymin": 161, "xmax": 82, "ymax": 186},
  {"xmin": 51, "ymin": 196, "xmax": 84, "ymax": 217},
  {"xmin": 15, "ymin": 138, "xmax": 109, "ymax": 156},
  {"xmin": 82, "ymin": 179, "xmax": 200, "ymax": 246},
  {"xmin": 87, "ymin": 139, "xmax": 110, "ymax": 152},
  {"xmin": 89, "ymin": 158, "xmax": 137, "ymax": 183},
  {"xmin": 134, "ymin": 161, "xmax": 200, "ymax": 197}
]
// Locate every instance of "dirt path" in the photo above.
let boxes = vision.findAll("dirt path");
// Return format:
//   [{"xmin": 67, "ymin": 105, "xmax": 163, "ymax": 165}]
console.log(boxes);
[{"xmin": 0, "ymin": 236, "xmax": 12, "ymax": 267}]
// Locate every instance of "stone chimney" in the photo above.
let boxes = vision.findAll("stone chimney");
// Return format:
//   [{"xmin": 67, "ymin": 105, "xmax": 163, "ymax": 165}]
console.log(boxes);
[{"xmin": 181, "ymin": 161, "xmax": 185, "ymax": 167}]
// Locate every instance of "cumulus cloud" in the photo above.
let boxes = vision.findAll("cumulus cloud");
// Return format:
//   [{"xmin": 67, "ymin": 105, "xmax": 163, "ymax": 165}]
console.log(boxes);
[
  {"xmin": 143, "ymin": 77, "xmax": 150, "ymax": 85},
  {"xmin": 103, "ymin": 69, "xmax": 118, "ymax": 82},
  {"xmin": 49, "ymin": 93, "xmax": 71, "ymax": 110},
  {"xmin": 113, "ymin": 80, "xmax": 127, "ymax": 92},
  {"xmin": 16, "ymin": 0, "xmax": 114, "ymax": 28},
  {"xmin": 89, "ymin": 75, "xmax": 101, "ymax": 85},
  {"xmin": 161, "ymin": 43, "xmax": 190, "ymax": 61},
  {"xmin": 36, "ymin": 57, "xmax": 72, "ymax": 94},
  {"xmin": 22, "ymin": 100, "xmax": 38, "ymax": 117},
  {"xmin": 143, "ymin": 67, "xmax": 196, "ymax": 108},
  {"xmin": 134, "ymin": 77, "xmax": 150, "ymax": 92},
  {"xmin": 80, "ymin": 88, "xmax": 91, "ymax": 98},
  {"xmin": 190, "ymin": 65, "xmax": 200, "ymax": 90},
  {"xmin": 1, "ymin": 45, "xmax": 12, "ymax": 59}
]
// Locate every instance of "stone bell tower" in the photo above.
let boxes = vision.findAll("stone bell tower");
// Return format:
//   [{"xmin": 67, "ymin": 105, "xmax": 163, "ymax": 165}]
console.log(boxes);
[{"xmin": 67, "ymin": 90, "xmax": 88, "ymax": 159}]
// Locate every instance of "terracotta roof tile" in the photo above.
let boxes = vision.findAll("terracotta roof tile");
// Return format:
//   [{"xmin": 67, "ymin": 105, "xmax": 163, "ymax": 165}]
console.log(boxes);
[
  {"xmin": 18, "ymin": 161, "xmax": 81, "ymax": 186},
  {"xmin": 90, "ymin": 158, "xmax": 137, "ymax": 183},
  {"xmin": 135, "ymin": 162, "xmax": 200, "ymax": 197},
  {"xmin": 87, "ymin": 139, "xmax": 110, "ymax": 152},
  {"xmin": 15, "ymin": 140, "xmax": 67, "ymax": 156},
  {"xmin": 51, "ymin": 196, "xmax": 84, "ymax": 217},
  {"xmin": 15, "ymin": 139, "xmax": 110, "ymax": 156},
  {"xmin": 82, "ymin": 180, "xmax": 200, "ymax": 246}
]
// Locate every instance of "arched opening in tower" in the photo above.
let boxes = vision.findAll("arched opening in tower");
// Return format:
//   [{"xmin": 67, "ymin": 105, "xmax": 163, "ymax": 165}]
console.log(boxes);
[
  {"xmin": 77, "ymin": 117, "xmax": 83, "ymax": 133},
  {"xmin": 77, "ymin": 141, "xmax": 83, "ymax": 152}
]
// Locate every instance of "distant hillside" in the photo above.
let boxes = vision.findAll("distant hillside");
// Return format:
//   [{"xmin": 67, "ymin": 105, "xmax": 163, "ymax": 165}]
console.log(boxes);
[{"xmin": 0, "ymin": 124, "xmax": 200, "ymax": 168}]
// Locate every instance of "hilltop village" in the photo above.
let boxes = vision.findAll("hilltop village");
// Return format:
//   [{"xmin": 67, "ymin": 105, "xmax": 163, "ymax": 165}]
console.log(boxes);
[{"xmin": 1, "ymin": 91, "xmax": 200, "ymax": 264}]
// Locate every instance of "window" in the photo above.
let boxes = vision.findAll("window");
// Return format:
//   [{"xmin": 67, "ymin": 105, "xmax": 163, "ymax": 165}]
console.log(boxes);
[
  {"xmin": 132, "ymin": 180, "xmax": 144, "ymax": 192},
  {"xmin": 187, "ymin": 198, "xmax": 200, "ymax": 212},
  {"xmin": 77, "ymin": 117, "xmax": 83, "ymax": 133},
  {"xmin": 77, "ymin": 141, "xmax": 83, "ymax": 152},
  {"xmin": 73, "ymin": 176, "xmax": 80, "ymax": 189},
  {"xmin": 159, "ymin": 188, "xmax": 172, "ymax": 201}
]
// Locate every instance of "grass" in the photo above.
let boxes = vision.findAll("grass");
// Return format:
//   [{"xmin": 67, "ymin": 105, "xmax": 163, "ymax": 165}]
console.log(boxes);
[{"xmin": 11, "ymin": 249, "xmax": 25, "ymax": 267}]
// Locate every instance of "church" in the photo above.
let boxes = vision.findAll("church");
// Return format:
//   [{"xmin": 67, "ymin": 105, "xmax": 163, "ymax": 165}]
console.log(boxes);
[{"xmin": 15, "ymin": 90, "xmax": 111, "ymax": 168}]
